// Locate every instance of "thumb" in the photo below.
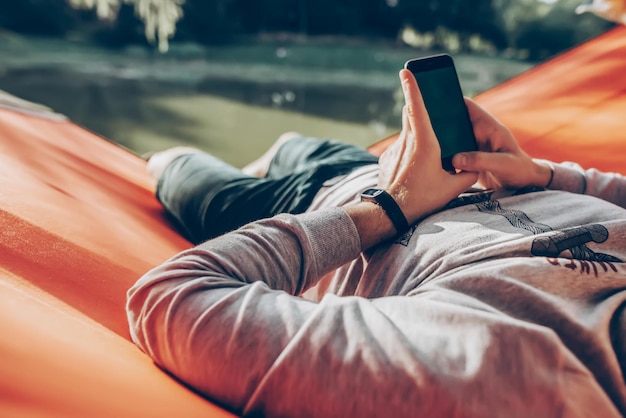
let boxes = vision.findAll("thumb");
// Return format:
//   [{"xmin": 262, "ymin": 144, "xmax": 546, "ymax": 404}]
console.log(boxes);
[{"xmin": 449, "ymin": 170, "xmax": 479, "ymax": 194}]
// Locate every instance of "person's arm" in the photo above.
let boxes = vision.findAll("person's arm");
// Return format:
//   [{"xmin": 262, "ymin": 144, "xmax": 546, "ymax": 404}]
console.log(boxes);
[
  {"xmin": 126, "ymin": 207, "xmax": 366, "ymax": 415},
  {"xmin": 452, "ymin": 98, "xmax": 626, "ymax": 208},
  {"xmin": 540, "ymin": 160, "xmax": 626, "ymax": 208},
  {"xmin": 127, "ymin": 205, "xmax": 621, "ymax": 418}
]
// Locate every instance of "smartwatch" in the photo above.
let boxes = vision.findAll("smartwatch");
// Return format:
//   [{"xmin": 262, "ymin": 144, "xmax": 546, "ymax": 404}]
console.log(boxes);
[{"xmin": 360, "ymin": 188, "xmax": 409, "ymax": 234}]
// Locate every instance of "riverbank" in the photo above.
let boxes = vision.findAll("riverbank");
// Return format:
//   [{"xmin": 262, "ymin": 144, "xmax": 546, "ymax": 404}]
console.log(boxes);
[{"xmin": 0, "ymin": 34, "xmax": 534, "ymax": 166}]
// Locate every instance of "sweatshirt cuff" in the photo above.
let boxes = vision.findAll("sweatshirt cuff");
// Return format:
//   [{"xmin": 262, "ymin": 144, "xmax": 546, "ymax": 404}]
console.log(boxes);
[
  {"xmin": 297, "ymin": 207, "xmax": 362, "ymax": 276},
  {"xmin": 536, "ymin": 159, "xmax": 587, "ymax": 194}
]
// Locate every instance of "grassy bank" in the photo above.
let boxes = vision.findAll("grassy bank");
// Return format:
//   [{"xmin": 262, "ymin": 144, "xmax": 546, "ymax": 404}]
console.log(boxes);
[{"xmin": 118, "ymin": 94, "xmax": 394, "ymax": 167}]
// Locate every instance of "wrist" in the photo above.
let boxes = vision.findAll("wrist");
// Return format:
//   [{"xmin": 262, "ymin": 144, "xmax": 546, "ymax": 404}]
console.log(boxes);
[
  {"xmin": 360, "ymin": 188, "xmax": 410, "ymax": 235},
  {"xmin": 344, "ymin": 202, "xmax": 398, "ymax": 250},
  {"xmin": 533, "ymin": 160, "xmax": 554, "ymax": 188}
]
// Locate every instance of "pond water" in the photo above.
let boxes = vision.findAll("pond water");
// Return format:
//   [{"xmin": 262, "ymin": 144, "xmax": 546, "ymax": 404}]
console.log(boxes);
[{"xmin": 0, "ymin": 35, "xmax": 534, "ymax": 167}]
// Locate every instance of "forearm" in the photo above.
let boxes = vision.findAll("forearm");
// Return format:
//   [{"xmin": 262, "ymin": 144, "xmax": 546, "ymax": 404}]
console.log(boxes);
[{"xmin": 344, "ymin": 202, "xmax": 398, "ymax": 250}]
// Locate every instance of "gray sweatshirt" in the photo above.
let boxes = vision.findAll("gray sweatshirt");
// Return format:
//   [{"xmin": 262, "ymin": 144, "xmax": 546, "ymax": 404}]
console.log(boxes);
[{"xmin": 127, "ymin": 162, "xmax": 626, "ymax": 418}]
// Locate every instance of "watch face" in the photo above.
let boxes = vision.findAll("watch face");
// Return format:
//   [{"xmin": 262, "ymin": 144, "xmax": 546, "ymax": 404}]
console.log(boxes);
[{"xmin": 362, "ymin": 188, "xmax": 384, "ymax": 199}]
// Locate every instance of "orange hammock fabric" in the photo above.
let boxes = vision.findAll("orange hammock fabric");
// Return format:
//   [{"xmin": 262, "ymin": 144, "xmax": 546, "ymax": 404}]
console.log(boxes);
[{"xmin": 1, "ymin": 26, "xmax": 625, "ymax": 417}]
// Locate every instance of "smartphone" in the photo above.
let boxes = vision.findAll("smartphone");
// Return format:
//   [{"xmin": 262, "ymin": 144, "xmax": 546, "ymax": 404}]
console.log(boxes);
[{"xmin": 404, "ymin": 54, "xmax": 477, "ymax": 171}]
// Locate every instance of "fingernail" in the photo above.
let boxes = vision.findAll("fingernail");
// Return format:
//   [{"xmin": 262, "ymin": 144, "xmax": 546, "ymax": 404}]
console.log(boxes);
[{"xmin": 400, "ymin": 72, "xmax": 409, "ymax": 85}]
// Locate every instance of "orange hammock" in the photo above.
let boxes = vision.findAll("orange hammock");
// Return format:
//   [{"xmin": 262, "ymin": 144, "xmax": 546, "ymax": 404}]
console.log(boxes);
[{"xmin": 1, "ymin": 26, "xmax": 625, "ymax": 418}]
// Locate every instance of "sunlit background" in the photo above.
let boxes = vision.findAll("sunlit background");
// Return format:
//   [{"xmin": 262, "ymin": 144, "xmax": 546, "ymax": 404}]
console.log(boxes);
[{"xmin": 0, "ymin": 0, "xmax": 615, "ymax": 167}]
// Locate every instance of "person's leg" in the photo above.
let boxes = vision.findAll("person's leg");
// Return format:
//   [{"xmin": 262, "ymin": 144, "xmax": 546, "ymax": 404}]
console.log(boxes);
[
  {"xmin": 242, "ymin": 132, "xmax": 380, "ymax": 180},
  {"xmin": 257, "ymin": 134, "xmax": 379, "ymax": 214},
  {"xmin": 147, "ymin": 146, "xmax": 205, "ymax": 185},
  {"xmin": 265, "ymin": 134, "xmax": 378, "ymax": 180},
  {"xmin": 151, "ymin": 135, "xmax": 378, "ymax": 244},
  {"xmin": 241, "ymin": 131, "xmax": 301, "ymax": 178},
  {"xmin": 154, "ymin": 150, "xmax": 280, "ymax": 244}
]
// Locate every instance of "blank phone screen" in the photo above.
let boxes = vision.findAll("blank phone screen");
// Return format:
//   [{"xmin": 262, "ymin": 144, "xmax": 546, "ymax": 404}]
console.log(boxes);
[{"xmin": 413, "ymin": 66, "xmax": 477, "ymax": 161}]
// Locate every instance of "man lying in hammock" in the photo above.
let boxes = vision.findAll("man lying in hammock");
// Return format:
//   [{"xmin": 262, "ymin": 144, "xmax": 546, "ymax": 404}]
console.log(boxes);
[{"xmin": 127, "ymin": 69, "xmax": 626, "ymax": 418}]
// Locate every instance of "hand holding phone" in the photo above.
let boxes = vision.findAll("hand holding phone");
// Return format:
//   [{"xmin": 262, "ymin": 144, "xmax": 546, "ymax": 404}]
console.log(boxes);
[
  {"xmin": 404, "ymin": 54, "xmax": 478, "ymax": 171},
  {"xmin": 374, "ymin": 69, "xmax": 479, "ymax": 225},
  {"xmin": 452, "ymin": 98, "xmax": 554, "ymax": 191}
]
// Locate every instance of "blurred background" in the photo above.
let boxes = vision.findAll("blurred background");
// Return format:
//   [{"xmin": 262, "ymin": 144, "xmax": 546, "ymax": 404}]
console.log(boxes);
[{"xmin": 0, "ymin": 0, "xmax": 615, "ymax": 167}]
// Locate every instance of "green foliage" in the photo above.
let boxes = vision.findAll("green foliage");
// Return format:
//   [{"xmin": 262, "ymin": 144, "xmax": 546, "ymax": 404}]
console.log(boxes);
[
  {"xmin": 0, "ymin": 0, "xmax": 615, "ymax": 58},
  {"xmin": 67, "ymin": 0, "xmax": 184, "ymax": 51}
]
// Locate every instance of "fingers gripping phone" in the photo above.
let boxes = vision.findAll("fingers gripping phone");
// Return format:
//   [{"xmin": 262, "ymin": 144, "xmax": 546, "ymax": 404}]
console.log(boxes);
[{"xmin": 404, "ymin": 54, "xmax": 478, "ymax": 171}]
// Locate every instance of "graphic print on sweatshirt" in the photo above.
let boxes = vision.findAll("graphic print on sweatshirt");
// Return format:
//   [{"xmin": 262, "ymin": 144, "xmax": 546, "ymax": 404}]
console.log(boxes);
[
  {"xmin": 476, "ymin": 199, "xmax": 623, "ymax": 266},
  {"xmin": 395, "ymin": 189, "xmax": 496, "ymax": 246}
]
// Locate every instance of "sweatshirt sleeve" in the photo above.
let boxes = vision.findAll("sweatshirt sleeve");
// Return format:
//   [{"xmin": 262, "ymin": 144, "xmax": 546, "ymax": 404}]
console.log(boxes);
[
  {"xmin": 537, "ymin": 159, "xmax": 626, "ymax": 208},
  {"xmin": 126, "ymin": 207, "xmax": 361, "ymax": 412},
  {"xmin": 126, "ymin": 206, "xmax": 621, "ymax": 418}
]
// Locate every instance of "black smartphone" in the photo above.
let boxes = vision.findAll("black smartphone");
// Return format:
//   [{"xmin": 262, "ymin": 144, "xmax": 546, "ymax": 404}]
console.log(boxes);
[{"xmin": 404, "ymin": 54, "xmax": 477, "ymax": 171}]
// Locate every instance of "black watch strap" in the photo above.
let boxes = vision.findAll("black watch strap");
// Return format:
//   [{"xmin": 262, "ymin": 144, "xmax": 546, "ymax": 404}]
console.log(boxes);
[{"xmin": 360, "ymin": 188, "xmax": 410, "ymax": 234}]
